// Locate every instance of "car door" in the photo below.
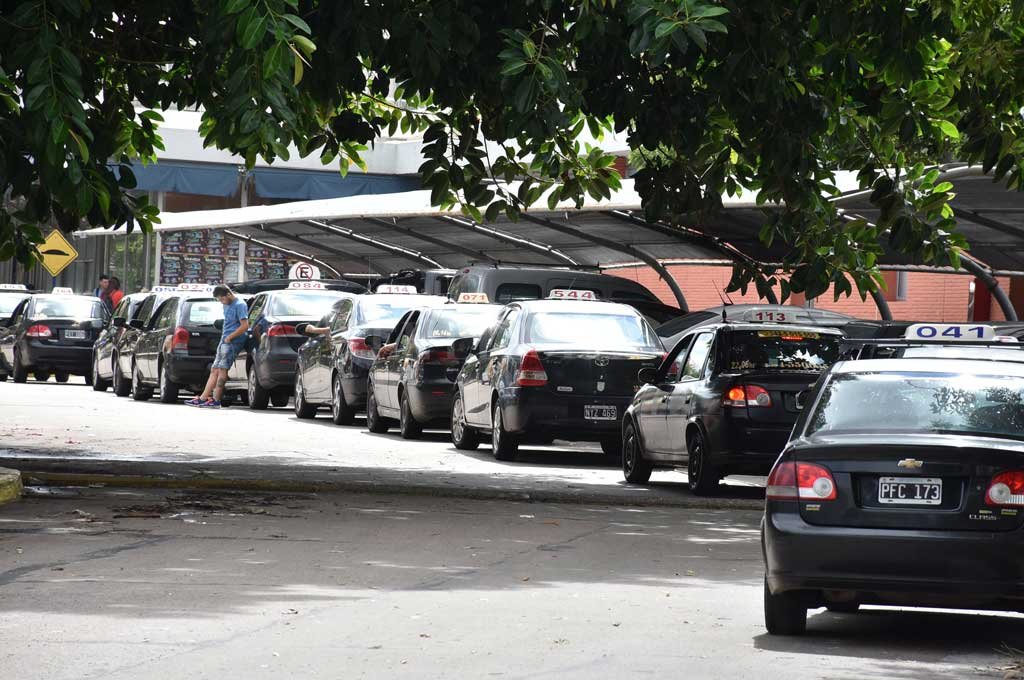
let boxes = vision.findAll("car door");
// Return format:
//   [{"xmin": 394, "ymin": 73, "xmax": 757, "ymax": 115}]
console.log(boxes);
[
  {"xmin": 319, "ymin": 300, "xmax": 352, "ymax": 397},
  {"xmin": 379, "ymin": 311, "xmax": 417, "ymax": 410},
  {"xmin": 141, "ymin": 299, "xmax": 178, "ymax": 380},
  {"xmin": 0, "ymin": 299, "xmax": 27, "ymax": 367},
  {"xmin": 664, "ymin": 331, "xmax": 716, "ymax": 459},
  {"xmin": 468, "ymin": 306, "xmax": 519, "ymax": 426},
  {"xmin": 300, "ymin": 311, "xmax": 333, "ymax": 401},
  {"xmin": 635, "ymin": 333, "xmax": 695, "ymax": 455}
]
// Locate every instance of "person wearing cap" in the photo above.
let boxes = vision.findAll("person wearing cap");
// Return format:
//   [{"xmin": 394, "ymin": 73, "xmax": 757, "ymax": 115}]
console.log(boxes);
[{"xmin": 187, "ymin": 285, "xmax": 249, "ymax": 408}]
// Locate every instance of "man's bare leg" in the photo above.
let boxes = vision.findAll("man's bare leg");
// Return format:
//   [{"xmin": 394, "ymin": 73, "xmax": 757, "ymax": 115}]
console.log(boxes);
[
  {"xmin": 198, "ymin": 370, "xmax": 219, "ymax": 401},
  {"xmin": 212, "ymin": 369, "xmax": 228, "ymax": 401}
]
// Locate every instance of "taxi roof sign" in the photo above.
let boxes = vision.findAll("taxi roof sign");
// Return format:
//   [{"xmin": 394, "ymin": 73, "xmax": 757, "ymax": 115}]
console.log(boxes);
[
  {"xmin": 457, "ymin": 292, "xmax": 490, "ymax": 304},
  {"xmin": 0, "ymin": 283, "xmax": 28, "ymax": 291},
  {"xmin": 732, "ymin": 307, "xmax": 798, "ymax": 323},
  {"xmin": 37, "ymin": 229, "xmax": 79, "ymax": 278},
  {"xmin": 178, "ymin": 283, "xmax": 215, "ymax": 293},
  {"xmin": 151, "ymin": 285, "xmax": 179, "ymax": 293},
  {"xmin": 905, "ymin": 323, "xmax": 995, "ymax": 342},
  {"xmin": 548, "ymin": 289, "xmax": 596, "ymax": 300},
  {"xmin": 377, "ymin": 284, "xmax": 418, "ymax": 294},
  {"xmin": 288, "ymin": 281, "xmax": 326, "ymax": 290},
  {"xmin": 51, "ymin": 286, "xmax": 75, "ymax": 295}
]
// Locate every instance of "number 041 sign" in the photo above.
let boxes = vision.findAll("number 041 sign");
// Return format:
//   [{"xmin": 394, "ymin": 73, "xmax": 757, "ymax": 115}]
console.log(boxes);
[{"xmin": 905, "ymin": 324, "xmax": 995, "ymax": 341}]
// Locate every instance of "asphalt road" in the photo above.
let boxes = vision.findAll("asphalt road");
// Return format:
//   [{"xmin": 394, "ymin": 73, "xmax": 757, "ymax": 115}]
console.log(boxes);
[{"xmin": 2, "ymin": 488, "xmax": 1018, "ymax": 680}]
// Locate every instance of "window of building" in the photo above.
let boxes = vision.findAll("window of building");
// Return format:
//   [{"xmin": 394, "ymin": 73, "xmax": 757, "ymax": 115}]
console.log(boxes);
[{"xmin": 882, "ymin": 271, "xmax": 908, "ymax": 302}]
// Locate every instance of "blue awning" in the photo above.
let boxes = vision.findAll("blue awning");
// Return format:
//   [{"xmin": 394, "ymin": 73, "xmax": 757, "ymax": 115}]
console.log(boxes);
[
  {"xmin": 251, "ymin": 167, "xmax": 421, "ymax": 200},
  {"xmin": 118, "ymin": 161, "xmax": 242, "ymax": 197}
]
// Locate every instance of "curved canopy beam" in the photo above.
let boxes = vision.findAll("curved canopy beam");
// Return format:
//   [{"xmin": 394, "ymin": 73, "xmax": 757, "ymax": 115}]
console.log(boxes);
[
  {"xmin": 362, "ymin": 217, "xmax": 498, "ymax": 264},
  {"xmin": 304, "ymin": 220, "xmax": 442, "ymax": 269},
  {"xmin": 258, "ymin": 225, "xmax": 389, "ymax": 275},
  {"xmin": 437, "ymin": 215, "xmax": 579, "ymax": 265},
  {"xmin": 222, "ymin": 229, "xmax": 341, "ymax": 278}
]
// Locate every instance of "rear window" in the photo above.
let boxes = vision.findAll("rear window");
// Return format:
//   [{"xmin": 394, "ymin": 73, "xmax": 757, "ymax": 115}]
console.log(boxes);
[
  {"xmin": 358, "ymin": 299, "xmax": 419, "ymax": 327},
  {"xmin": 269, "ymin": 292, "xmax": 344, "ymax": 317},
  {"xmin": 808, "ymin": 371, "xmax": 1024, "ymax": 442},
  {"xmin": 0, "ymin": 295, "xmax": 28, "ymax": 315},
  {"xmin": 183, "ymin": 301, "xmax": 222, "ymax": 326},
  {"xmin": 525, "ymin": 311, "xmax": 662, "ymax": 352},
  {"xmin": 496, "ymin": 283, "xmax": 542, "ymax": 303},
  {"xmin": 31, "ymin": 298, "xmax": 103, "ymax": 319},
  {"xmin": 727, "ymin": 330, "xmax": 839, "ymax": 371},
  {"xmin": 420, "ymin": 307, "xmax": 500, "ymax": 340}
]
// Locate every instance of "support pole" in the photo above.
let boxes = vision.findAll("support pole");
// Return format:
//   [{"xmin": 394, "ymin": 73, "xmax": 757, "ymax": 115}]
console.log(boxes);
[
  {"xmin": 959, "ymin": 256, "xmax": 1018, "ymax": 321},
  {"xmin": 869, "ymin": 288, "xmax": 893, "ymax": 321}
]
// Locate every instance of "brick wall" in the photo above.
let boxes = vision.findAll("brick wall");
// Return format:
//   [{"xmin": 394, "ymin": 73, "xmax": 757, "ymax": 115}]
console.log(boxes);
[{"xmin": 609, "ymin": 263, "xmax": 1012, "ymax": 321}]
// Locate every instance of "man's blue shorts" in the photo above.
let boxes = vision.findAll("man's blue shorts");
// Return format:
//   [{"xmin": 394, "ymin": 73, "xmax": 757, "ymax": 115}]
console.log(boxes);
[{"xmin": 212, "ymin": 341, "xmax": 241, "ymax": 370}]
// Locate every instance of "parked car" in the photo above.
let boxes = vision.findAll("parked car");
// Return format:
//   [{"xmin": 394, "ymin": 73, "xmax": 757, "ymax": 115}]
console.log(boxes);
[
  {"xmin": 622, "ymin": 321, "xmax": 843, "ymax": 494},
  {"xmin": 243, "ymin": 286, "xmax": 356, "ymax": 409},
  {"xmin": 0, "ymin": 293, "xmax": 107, "ymax": 383},
  {"xmin": 364, "ymin": 302, "xmax": 503, "ymax": 437},
  {"xmin": 109, "ymin": 291, "xmax": 180, "ymax": 397},
  {"xmin": 762, "ymin": 324, "xmax": 1024, "ymax": 635},
  {"xmin": 446, "ymin": 265, "xmax": 666, "ymax": 308},
  {"xmin": 0, "ymin": 284, "xmax": 33, "ymax": 381},
  {"xmin": 373, "ymin": 269, "xmax": 456, "ymax": 296},
  {"xmin": 292, "ymin": 293, "xmax": 447, "ymax": 424},
  {"xmin": 90, "ymin": 292, "xmax": 151, "ymax": 392},
  {"xmin": 227, "ymin": 278, "xmax": 367, "ymax": 295},
  {"xmin": 451, "ymin": 298, "xmax": 665, "ymax": 460},
  {"xmin": 123, "ymin": 292, "xmax": 247, "ymax": 403},
  {"xmin": 655, "ymin": 304, "xmax": 856, "ymax": 351}
]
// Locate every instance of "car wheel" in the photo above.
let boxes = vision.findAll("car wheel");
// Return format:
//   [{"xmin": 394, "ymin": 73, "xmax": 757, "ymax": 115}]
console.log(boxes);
[
  {"xmin": 221, "ymin": 394, "xmax": 237, "ymax": 408},
  {"xmin": 764, "ymin": 577, "xmax": 807, "ymax": 636},
  {"xmin": 330, "ymin": 375, "xmax": 355, "ymax": 425},
  {"xmin": 91, "ymin": 354, "xmax": 110, "ymax": 392},
  {"xmin": 247, "ymin": 365, "xmax": 270, "ymax": 410},
  {"xmin": 826, "ymin": 602, "xmax": 860, "ymax": 614},
  {"xmin": 159, "ymin": 362, "xmax": 179, "ymax": 403},
  {"xmin": 54, "ymin": 371, "xmax": 69, "ymax": 383},
  {"xmin": 0, "ymin": 373, "xmax": 7, "ymax": 382},
  {"xmin": 398, "ymin": 390, "xmax": 423, "ymax": 440},
  {"xmin": 294, "ymin": 371, "xmax": 317, "ymax": 419},
  {"xmin": 34, "ymin": 370, "xmax": 50, "ymax": 382},
  {"xmin": 131, "ymin": 362, "xmax": 151, "ymax": 401},
  {"xmin": 491, "ymin": 402, "xmax": 519, "ymax": 461},
  {"xmin": 12, "ymin": 351, "xmax": 27, "ymax": 384},
  {"xmin": 366, "ymin": 384, "xmax": 390, "ymax": 433},
  {"xmin": 112, "ymin": 357, "xmax": 131, "ymax": 397},
  {"xmin": 622, "ymin": 420, "xmax": 654, "ymax": 484},
  {"xmin": 687, "ymin": 429, "xmax": 720, "ymax": 496},
  {"xmin": 270, "ymin": 389, "xmax": 290, "ymax": 408},
  {"xmin": 451, "ymin": 393, "xmax": 480, "ymax": 451}
]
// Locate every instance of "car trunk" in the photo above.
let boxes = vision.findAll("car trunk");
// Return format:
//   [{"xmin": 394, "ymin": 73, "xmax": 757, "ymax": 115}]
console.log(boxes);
[
  {"xmin": 267, "ymin": 316, "xmax": 319, "ymax": 352},
  {"xmin": 534, "ymin": 348, "xmax": 662, "ymax": 397},
  {"xmin": 187, "ymin": 326, "xmax": 221, "ymax": 356},
  {"xmin": 34, "ymin": 318, "xmax": 97, "ymax": 347},
  {"xmin": 793, "ymin": 434, "xmax": 1024, "ymax": 532},
  {"xmin": 729, "ymin": 371, "xmax": 821, "ymax": 425}
]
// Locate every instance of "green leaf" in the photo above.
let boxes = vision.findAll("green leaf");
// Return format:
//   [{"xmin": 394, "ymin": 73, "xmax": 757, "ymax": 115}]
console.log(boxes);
[
  {"xmin": 937, "ymin": 120, "xmax": 959, "ymax": 139},
  {"xmin": 293, "ymin": 35, "xmax": 317, "ymax": 56},
  {"xmin": 692, "ymin": 6, "xmax": 729, "ymax": 19},
  {"xmin": 68, "ymin": 129, "xmax": 89, "ymax": 163},
  {"xmin": 683, "ymin": 24, "xmax": 707, "ymax": 52},
  {"xmin": 281, "ymin": 13, "xmax": 311, "ymax": 34},
  {"xmin": 237, "ymin": 8, "xmax": 267, "ymax": 49},
  {"xmin": 500, "ymin": 59, "xmax": 527, "ymax": 76},
  {"xmin": 293, "ymin": 52, "xmax": 304, "ymax": 84},
  {"xmin": 224, "ymin": 0, "xmax": 249, "ymax": 14},
  {"xmin": 655, "ymin": 21, "xmax": 680, "ymax": 39}
]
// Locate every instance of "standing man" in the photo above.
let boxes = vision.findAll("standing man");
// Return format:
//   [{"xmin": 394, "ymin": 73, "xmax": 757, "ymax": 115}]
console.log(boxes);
[
  {"xmin": 93, "ymin": 274, "xmax": 109, "ymax": 299},
  {"xmin": 187, "ymin": 285, "xmax": 249, "ymax": 408}
]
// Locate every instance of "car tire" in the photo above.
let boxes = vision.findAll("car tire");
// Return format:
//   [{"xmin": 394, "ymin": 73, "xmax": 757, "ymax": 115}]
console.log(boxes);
[
  {"xmin": 491, "ymin": 402, "xmax": 519, "ymax": 462},
  {"xmin": 131, "ymin": 362, "xmax": 152, "ymax": 401},
  {"xmin": 330, "ymin": 375, "xmax": 356, "ymax": 426},
  {"xmin": 687, "ymin": 429, "xmax": 720, "ymax": 496},
  {"xmin": 294, "ymin": 371, "xmax": 317, "ymax": 419},
  {"xmin": 398, "ymin": 390, "xmax": 423, "ymax": 440},
  {"xmin": 764, "ymin": 578, "xmax": 807, "ymax": 636},
  {"xmin": 54, "ymin": 371, "xmax": 69, "ymax": 383},
  {"xmin": 112, "ymin": 357, "xmax": 131, "ymax": 397},
  {"xmin": 622, "ymin": 421, "xmax": 654, "ymax": 484},
  {"xmin": 366, "ymin": 384, "xmax": 390, "ymax": 433},
  {"xmin": 12, "ymin": 351, "xmax": 27, "ymax": 384},
  {"xmin": 247, "ymin": 365, "xmax": 270, "ymax": 410},
  {"xmin": 270, "ymin": 389, "xmax": 290, "ymax": 408},
  {"xmin": 451, "ymin": 393, "xmax": 480, "ymax": 451},
  {"xmin": 0, "ymin": 373, "xmax": 7, "ymax": 382},
  {"xmin": 34, "ymin": 370, "xmax": 50, "ymax": 382},
  {"xmin": 826, "ymin": 602, "xmax": 860, "ymax": 614},
  {"xmin": 159, "ymin": 362, "xmax": 179, "ymax": 403},
  {"xmin": 221, "ymin": 394, "xmax": 237, "ymax": 408},
  {"xmin": 91, "ymin": 354, "xmax": 110, "ymax": 392}
]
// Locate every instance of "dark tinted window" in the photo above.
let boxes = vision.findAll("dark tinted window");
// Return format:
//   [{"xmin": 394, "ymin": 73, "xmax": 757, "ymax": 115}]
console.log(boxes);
[
  {"xmin": 419, "ymin": 307, "xmax": 501, "ymax": 340},
  {"xmin": 496, "ymin": 283, "xmax": 542, "ymax": 303},
  {"xmin": 31, "ymin": 297, "xmax": 104, "ymax": 319},
  {"xmin": 183, "ymin": 300, "xmax": 222, "ymax": 326},
  {"xmin": 153, "ymin": 299, "xmax": 178, "ymax": 328},
  {"xmin": 655, "ymin": 311, "xmax": 718, "ymax": 337},
  {"xmin": 726, "ymin": 330, "xmax": 839, "ymax": 372},
  {"xmin": 447, "ymin": 274, "xmax": 481, "ymax": 298}
]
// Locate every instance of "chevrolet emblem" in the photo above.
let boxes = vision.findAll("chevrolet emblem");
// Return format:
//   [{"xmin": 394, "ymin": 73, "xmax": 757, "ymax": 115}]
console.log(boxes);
[{"xmin": 897, "ymin": 458, "xmax": 924, "ymax": 469}]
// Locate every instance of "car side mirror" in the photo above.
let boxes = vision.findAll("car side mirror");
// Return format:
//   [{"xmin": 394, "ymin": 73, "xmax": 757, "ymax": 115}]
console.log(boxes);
[
  {"xmin": 795, "ymin": 390, "xmax": 808, "ymax": 410},
  {"xmin": 214, "ymin": 319, "xmax": 224, "ymax": 331},
  {"xmin": 295, "ymin": 322, "xmax": 311, "ymax": 336},
  {"xmin": 128, "ymin": 318, "xmax": 144, "ymax": 330},
  {"xmin": 112, "ymin": 317, "xmax": 126, "ymax": 328},
  {"xmin": 364, "ymin": 334, "xmax": 385, "ymax": 353},
  {"xmin": 452, "ymin": 337, "xmax": 475, "ymax": 360},
  {"xmin": 91, "ymin": 319, "xmax": 105, "ymax": 330},
  {"xmin": 637, "ymin": 366, "xmax": 658, "ymax": 385}
]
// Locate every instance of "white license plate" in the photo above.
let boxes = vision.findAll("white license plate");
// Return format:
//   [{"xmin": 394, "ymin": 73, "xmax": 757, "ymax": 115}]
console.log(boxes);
[
  {"xmin": 878, "ymin": 477, "xmax": 942, "ymax": 505},
  {"xmin": 584, "ymin": 405, "xmax": 617, "ymax": 420},
  {"xmin": 64, "ymin": 330, "xmax": 86, "ymax": 340}
]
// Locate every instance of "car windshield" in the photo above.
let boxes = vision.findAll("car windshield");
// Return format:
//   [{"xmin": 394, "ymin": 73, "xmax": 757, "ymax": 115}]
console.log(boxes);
[
  {"xmin": 184, "ymin": 301, "xmax": 222, "ymax": 326},
  {"xmin": 358, "ymin": 299, "xmax": 418, "ymax": 327},
  {"xmin": 32, "ymin": 298, "xmax": 103, "ymax": 319},
  {"xmin": 0, "ymin": 295, "xmax": 28, "ymax": 315},
  {"xmin": 269, "ymin": 292, "xmax": 344, "ymax": 317},
  {"xmin": 808, "ymin": 371, "xmax": 1024, "ymax": 441},
  {"xmin": 420, "ymin": 307, "xmax": 499, "ymax": 339},
  {"xmin": 525, "ymin": 311, "xmax": 662, "ymax": 351},
  {"xmin": 728, "ymin": 330, "xmax": 839, "ymax": 371}
]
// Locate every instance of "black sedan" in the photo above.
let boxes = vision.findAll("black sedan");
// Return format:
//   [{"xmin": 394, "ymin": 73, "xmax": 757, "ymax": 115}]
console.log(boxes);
[
  {"xmin": 90, "ymin": 292, "xmax": 151, "ymax": 392},
  {"xmin": 125, "ymin": 293, "xmax": 247, "ymax": 403},
  {"xmin": 0, "ymin": 284, "xmax": 32, "ymax": 381},
  {"xmin": 451, "ymin": 299, "xmax": 664, "ymax": 461},
  {"xmin": 622, "ymin": 322, "xmax": 842, "ymax": 494},
  {"xmin": 762, "ymin": 349, "xmax": 1024, "ymax": 635},
  {"xmin": 244, "ymin": 287, "xmax": 354, "ymax": 409},
  {"xmin": 366, "ymin": 302, "xmax": 502, "ymax": 437},
  {"xmin": 0, "ymin": 294, "xmax": 107, "ymax": 383},
  {"xmin": 292, "ymin": 293, "xmax": 447, "ymax": 423}
]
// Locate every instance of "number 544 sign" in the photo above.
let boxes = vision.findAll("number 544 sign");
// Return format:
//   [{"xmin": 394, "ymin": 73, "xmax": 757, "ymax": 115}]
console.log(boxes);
[{"xmin": 906, "ymin": 324, "xmax": 995, "ymax": 341}]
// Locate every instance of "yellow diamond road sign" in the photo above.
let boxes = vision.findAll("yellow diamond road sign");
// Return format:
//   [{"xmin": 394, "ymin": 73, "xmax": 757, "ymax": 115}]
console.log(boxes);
[{"xmin": 38, "ymin": 230, "xmax": 79, "ymax": 278}]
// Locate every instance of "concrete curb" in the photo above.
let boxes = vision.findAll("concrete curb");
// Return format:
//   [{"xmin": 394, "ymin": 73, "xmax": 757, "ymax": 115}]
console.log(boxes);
[
  {"xmin": 9, "ymin": 458, "xmax": 766, "ymax": 511},
  {"xmin": 0, "ymin": 468, "xmax": 23, "ymax": 506}
]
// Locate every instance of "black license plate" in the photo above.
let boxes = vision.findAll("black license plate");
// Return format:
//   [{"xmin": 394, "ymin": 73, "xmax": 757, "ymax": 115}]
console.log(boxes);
[{"xmin": 878, "ymin": 477, "xmax": 942, "ymax": 505}]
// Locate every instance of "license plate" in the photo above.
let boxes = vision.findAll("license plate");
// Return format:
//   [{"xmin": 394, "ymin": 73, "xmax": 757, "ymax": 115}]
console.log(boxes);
[
  {"xmin": 878, "ymin": 477, "xmax": 942, "ymax": 505},
  {"xmin": 584, "ymin": 405, "xmax": 617, "ymax": 420},
  {"xmin": 64, "ymin": 330, "xmax": 86, "ymax": 340}
]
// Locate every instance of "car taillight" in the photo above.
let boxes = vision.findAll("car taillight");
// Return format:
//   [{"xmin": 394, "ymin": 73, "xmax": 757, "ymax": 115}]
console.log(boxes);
[
  {"xmin": 348, "ymin": 338, "xmax": 377, "ymax": 360},
  {"xmin": 516, "ymin": 349, "xmax": 548, "ymax": 387},
  {"xmin": 986, "ymin": 471, "xmax": 1024, "ymax": 507},
  {"xmin": 267, "ymin": 323, "xmax": 298, "ymax": 337},
  {"xmin": 26, "ymin": 324, "xmax": 52, "ymax": 338},
  {"xmin": 766, "ymin": 461, "xmax": 837, "ymax": 501},
  {"xmin": 171, "ymin": 327, "xmax": 190, "ymax": 353},
  {"xmin": 724, "ymin": 384, "xmax": 772, "ymax": 407}
]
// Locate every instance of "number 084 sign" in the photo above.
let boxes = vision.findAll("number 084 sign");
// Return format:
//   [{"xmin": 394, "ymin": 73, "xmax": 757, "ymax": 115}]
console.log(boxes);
[{"xmin": 905, "ymin": 324, "xmax": 995, "ymax": 341}]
